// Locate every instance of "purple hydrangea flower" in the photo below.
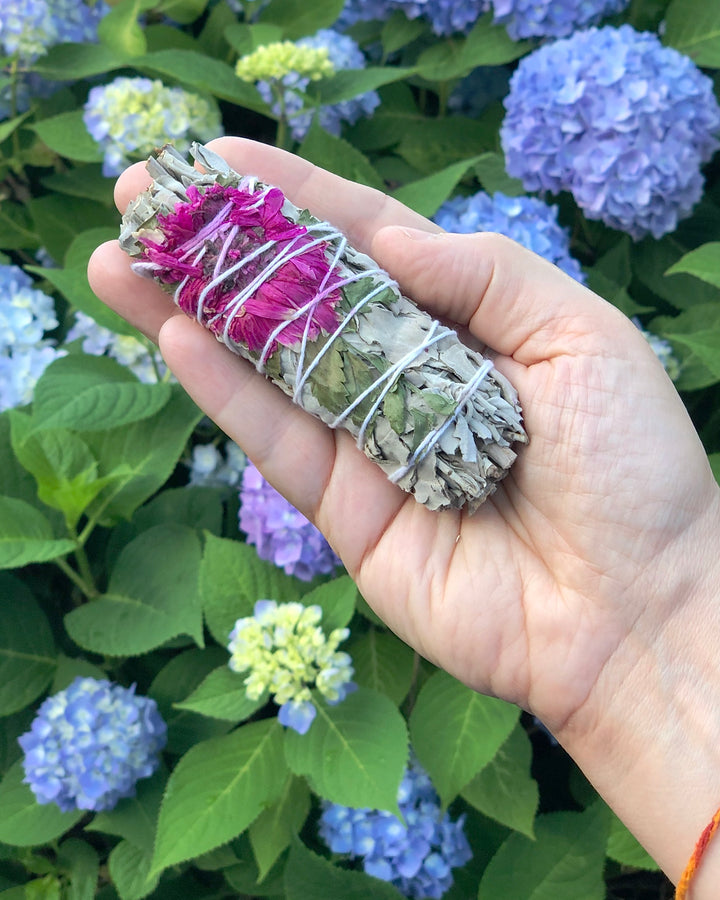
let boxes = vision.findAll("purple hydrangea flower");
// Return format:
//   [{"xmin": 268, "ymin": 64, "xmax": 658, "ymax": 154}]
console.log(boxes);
[
  {"xmin": 500, "ymin": 25, "xmax": 720, "ymax": 240},
  {"xmin": 239, "ymin": 462, "xmax": 342, "ymax": 580},
  {"xmin": 393, "ymin": 0, "xmax": 490, "ymax": 36},
  {"xmin": 434, "ymin": 191, "xmax": 585, "ymax": 282},
  {"xmin": 335, "ymin": 0, "xmax": 396, "ymax": 29},
  {"xmin": 319, "ymin": 756, "xmax": 472, "ymax": 898},
  {"xmin": 19, "ymin": 677, "xmax": 166, "ymax": 813},
  {"xmin": 257, "ymin": 29, "xmax": 380, "ymax": 142},
  {"xmin": 0, "ymin": 0, "xmax": 109, "ymax": 62},
  {"xmin": 491, "ymin": 0, "xmax": 629, "ymax": 40}
]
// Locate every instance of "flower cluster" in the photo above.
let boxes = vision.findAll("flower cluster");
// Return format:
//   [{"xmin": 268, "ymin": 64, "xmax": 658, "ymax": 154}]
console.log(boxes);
[
  {"xmin": 236, "ymin": 41, "xmax": 334, "ymax": 83},
  {"xmin": 500, "ymin": 25, "xmax": 720, "ymax": 240},
  {"xmin": 336, "ymin": 0, "xmax": 489, "ymax": 35},
  {"xmin": 66, "ymin": 311, "xmax": 169, "ymax": 383},
  {"xmin": 0, "ymin": 264, "xmax": 64, "ymax": 412},
  {"xmin": 434, "ymin": 190, "xmax": 585, "ymax": 282},
  {"xmin": 19, "ymin": 677, "xmax": 167, "ymax": 813},
  {"xmin": 187, "ymin": 440, "xmax": 246, "ymax": 488},
  {"xmin": 335, "ymin": 0, "xmax": 396, "ymax": 29},
  {"xmin": 227, "ymin": 600, "xmax": 355, "ymax": 734},
  {"xmin": 0, "ymin": 0, "xmax": 109, "ymax": 63},
  {"xmin": 83, "ymin": 76, "xmax": 223, "ymax": 176},
  {"xmin": 491, "ymin": 0, "xmax": 629, "ymax": 40},
  {"xmin": 319, "ymin": 755, "xmax": 472, "ymax": 898},
  {"xmin": 239, "ymin": 462, "xmax": 342, "ymax": 580},
  {"xmin": 632, "ymin": 318, "xmax": 681, "ymax": 381}
]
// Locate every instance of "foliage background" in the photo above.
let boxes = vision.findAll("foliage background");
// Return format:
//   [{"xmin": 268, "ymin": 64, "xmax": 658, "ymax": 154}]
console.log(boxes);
[{"xmin": 1, "ymin": 0, "xmax": 719, "ymax": 896}]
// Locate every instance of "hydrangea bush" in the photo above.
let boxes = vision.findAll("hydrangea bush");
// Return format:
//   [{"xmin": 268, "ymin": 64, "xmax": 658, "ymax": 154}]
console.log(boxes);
[{"xmin": 0, "ymin": 0, "xmax": 716, "ymax": 896}]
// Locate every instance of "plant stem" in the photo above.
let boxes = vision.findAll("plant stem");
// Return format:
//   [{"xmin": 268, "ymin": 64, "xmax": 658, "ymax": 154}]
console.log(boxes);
[{"xmin": 55, "ymin": 556, "xmax": 96, "ymax": 600}]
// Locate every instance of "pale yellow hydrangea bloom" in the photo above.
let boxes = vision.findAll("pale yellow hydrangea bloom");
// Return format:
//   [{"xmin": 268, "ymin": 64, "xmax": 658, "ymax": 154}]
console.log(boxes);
[{"xmin": 235, "ymin": 41, "xmax": 334, "ymax": 83}]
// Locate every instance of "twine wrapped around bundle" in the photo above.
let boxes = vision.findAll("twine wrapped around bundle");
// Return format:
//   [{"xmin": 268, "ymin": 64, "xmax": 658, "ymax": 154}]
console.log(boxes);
[{"xmin": 119, "ymin": 143, "xmax": 528, "ymax": 512}]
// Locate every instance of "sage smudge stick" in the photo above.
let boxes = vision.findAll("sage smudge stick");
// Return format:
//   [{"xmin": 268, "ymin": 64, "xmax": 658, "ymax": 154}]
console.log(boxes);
[{"xmin": 119, "ymin": 143, "xmax": 528, "ymax": 512}]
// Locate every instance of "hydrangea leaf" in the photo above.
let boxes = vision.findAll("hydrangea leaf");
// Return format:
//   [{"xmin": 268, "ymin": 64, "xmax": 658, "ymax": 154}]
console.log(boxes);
[
  {"xmin": 51, "ymin": 655, "xmax": 106, "ymax": 693},
  {"xmin": 65, "ymin": 524, "xmax": 203, "ymax": 656},
  {"xmin": 0, "ymin": 761, "xmax": 83, "ymax": 847},
  {"xmin": 666, "ymin": 242, "xmax": 720, "ymax": 289},
  {"xmin": 81, "ymin": 386, "xmax": 202, "ymax": 523},
  {"xmin": 87, "ymin": 768, "xmax": 166, "ymax": 850},
  {"xmin": 298, "ymin": 122, "xmax": 385, "ymax": 191},
  {"xmin": 248, "ymin": 776, "xmax": 311, "ymax": 881},
  {"xmin": 316, "ymin": 66, "xmax": 418, "ymax": 107},
  {"xmin": 664, "ymin": 0, "xmax": 720, "ymax": 66},
  {"xmin": 0, "ymin": 496, "xmax": 76, "ymax": 569},
  {"xmin": 151, "ymin": 719, "xmax": 287, "ymax": 873},
  {"xmin": 652, "ymin": 304, "xmax": 720, "ymax": 390},
  {"xmin": 284, "ymin": 840, "xmax": 405, "ymax": 900},
  {"xmin": 200, "ymin": 533, "xmax": 303, "ymax": 646},
  {"xmin": 392, "ymin": 155, "xmax": 483, "ymax": 217},
  {"xmin": 0, "ymin": 575, "xmax": 56, "ymax": 716},
  {"xmin": 98, "ymin": 0, "xmax": 152, "ymax": 56},
  {"xmin": 409, "ymin": 670, "xmax": 519, "ymax": 806},
  {"xmin": 474, "ymin": 152, "xmax": 525, "ymax": 197},
  {"xmin": 381, "ymin": 12, "xmax": 427, "ymax": 56},
  {"xmin": 56, "ymin": 839, "xmax": 99, "ymax": 900},
  {"xmin": 257, "ymin": 0, "xmax": 345, "ymax": 41},
  {"xmin": 148, "ymin": 648, "xmax": 233, "ymax": 755},
  {"xmin": 33, "ymin": 111, "xmax": 104, "ymax": 164},
  {"xmin": 477, "ymin": 803, "xmax": 611, "ymax": 900},
  {"xmin": 222, "ymin": 833, "xmax": 287, "ymax": 895},
  {"xmin": 396, "ymin": 116, "xmax": 494, "ymax": 176},
  {"xmin": 283, "ymin": 687, "xmax": 408, "ymax": 815},
  {"xmin": 299, "ymin": 574, "xmax": 357, "ymax": 632},
  {"xmin": 461, "ymin": 722, "xmax": 538, "ymax": 838},
  {"xmin": 108, "ymin": 840, "xmax": 159, "ymax": 900},
  {"xmin": 0, "ymin": 412, "xmax": 39, "ymax": 505},
  {"xmin": 349, "ymin": 629, "xmax": 415, "ymax": 706},
  {"xmin": 32, "ymin": 42, "xmax": 130, "ymax": 80},
  {"xmin": 40, "ymin": 166, "xmax": 115, "ymax": 206},
  {"xmin": 607, "ymin": 811, "xmax": 660, "ymax": 871},
  {"xmin": 173, "ymin": 665, "xmax": 265, "ymax": 722}
]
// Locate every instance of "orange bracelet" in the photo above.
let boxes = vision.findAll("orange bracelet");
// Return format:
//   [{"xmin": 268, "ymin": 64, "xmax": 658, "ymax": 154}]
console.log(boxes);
[{"xmin": 676, "ymin": 807, "xmax": 720, "ymax": 899}]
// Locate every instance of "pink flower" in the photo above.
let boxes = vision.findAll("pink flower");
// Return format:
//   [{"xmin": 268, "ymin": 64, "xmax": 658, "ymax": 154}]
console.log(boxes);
[{"xmin": 140, "ymin": 183, "xmax": 341, "ymax": 356}]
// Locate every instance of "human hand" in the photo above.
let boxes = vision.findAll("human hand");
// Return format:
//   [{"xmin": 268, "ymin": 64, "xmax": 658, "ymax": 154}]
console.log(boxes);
[{"xmin": 89, "ymin": 137, "xmax": 720, "ymax": 879}]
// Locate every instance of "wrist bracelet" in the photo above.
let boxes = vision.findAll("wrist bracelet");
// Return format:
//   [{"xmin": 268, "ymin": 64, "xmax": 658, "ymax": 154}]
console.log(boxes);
[{"xmin": 676, "ymin": 807, "xmax": 720, "ymax": 899}]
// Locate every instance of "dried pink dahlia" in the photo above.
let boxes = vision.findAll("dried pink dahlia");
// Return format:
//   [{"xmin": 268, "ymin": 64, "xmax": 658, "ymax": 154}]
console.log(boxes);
[{"xmin": 120, "ymin": 144, "xmax": 527, "ymax": 512}]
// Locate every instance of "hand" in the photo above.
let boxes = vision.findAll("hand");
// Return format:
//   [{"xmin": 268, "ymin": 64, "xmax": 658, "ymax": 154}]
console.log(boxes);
[{"xmin": 89, "ymin": 137, "xmax": 720, "ymax": 882}]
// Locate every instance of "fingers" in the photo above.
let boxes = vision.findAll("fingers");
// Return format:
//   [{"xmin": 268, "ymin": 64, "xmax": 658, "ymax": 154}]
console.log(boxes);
[
  {"xmin": 370, "ymin": 226, "xmax": 636, "ymax": 365},
  {"xmin": 113, "ymin": 137, "xmax": 441, "ymax": 252}
]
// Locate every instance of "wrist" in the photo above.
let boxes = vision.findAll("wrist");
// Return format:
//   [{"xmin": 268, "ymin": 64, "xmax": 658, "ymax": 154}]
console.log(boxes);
[{"xmin": 556, "ymin": 485, "xmax": 720, "ymax": 890}]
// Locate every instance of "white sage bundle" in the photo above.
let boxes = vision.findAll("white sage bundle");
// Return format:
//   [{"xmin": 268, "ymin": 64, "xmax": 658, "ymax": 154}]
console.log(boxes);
[{"xmin": 119, "ymin": 143, "xmax": 527, "ymax": 512}]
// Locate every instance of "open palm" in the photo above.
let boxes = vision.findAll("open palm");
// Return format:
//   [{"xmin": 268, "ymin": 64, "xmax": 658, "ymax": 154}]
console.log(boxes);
[{"xmin": 89, "ymin": 136, "xmax": 720, "ymax": 746}]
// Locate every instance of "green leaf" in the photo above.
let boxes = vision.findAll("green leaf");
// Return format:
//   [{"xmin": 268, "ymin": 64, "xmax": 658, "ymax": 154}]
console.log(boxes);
[
  {"xmin": 632, "ymin": 235, "xmax": 720, "ymax": 310},
  {"xmin": 200, "ymin": 533, "xmax": 303, "ymax": 646},
  {"xmin": 461, "ymin": 723, "xmax": 538, "ymax": 838},
  {"xmin": 41, "ymin": 165, "xmax": 115, "ymax": 206},
  {"xmin": 284, "ymin": 687, "xmax": 408, "ymax": 815},
  {"xmin": 56, "ymin": 839, "xmax": 99, "ymax": 900},
  {"xmin": 652, "ymin": 304, "xmax": 720, "ymax": 390},
  {"xmin": 28, "ymin": 194, "xmax": 117, "ymax": 263},
  {"xmin": 392, "ymin": 155, "xmax": 483, "ymax": 217},
  {"xmin": 51, "ymin": 655, "xmax": 105, "ymax": 693},
  {"xmin": 32, "ymin": 111, "xmax": 103, "ymax": 163},
  {"xmin": 31, "ymin": 355, "xmax": 172, "ymax": 434},
  {"xmin": 397, "ymin": 116, "xmax": 495, "ymax": 175},
  {"xmin": 284, "ymin": 840, "xmax": 405, "ymax": 900},
  {"xmin": 0, "ymin": 412, "xmax": 40, "ymax": 505},
  {"xmin": 662, "ymin": 328, "xmax": 720, "ymax": 379},
  {"xmin": 606, "ymin": 811, "xmax": 660, "ymax": 871},
  {"xmin": 299, "ymin": 574, "xmax": 356, "ymax": 632},
  {"xmin": 0, "ymin": 574, "xmax": 56, "ymax": 716},
  {"xmin": 32, "ymin": 42, "xmax": 129, "ymax": 79},
  {"xmin": 381, "ymin": 11, "xmax": 426, "ymax": 55},
  {"xmin": 88, "ymin": 769, "xmax": 165, "ymax": 849},
  {"xmin": 0, "ymin": 201, "xmax": 37, "ymax": 251},
  {"xmin": 224, "ymin": 22, "xmax": 283, "ymax": 56},
  {"xmin": 349, "ymin": 629, "xmax": 414, "ymax": 706},
  {"xmin": 316, "ymin": 67, "xmax": 417, "ymax": 107},
  {"xmin": 477, "ymin": 803, "xmax": 611, "ymax": 900},
  {"xmin": 665, "ymin": 242, "xmax": 720, "ymax": 289},
  {"xmin": 156, "ymin": 0, "xmax": 209, "ymax": 25},
  {"xmin": 98, "ymin": 0, "xmax": 152, "ymax": 56},
  {"xmin": 0, "ymin": 497, "xmax": 75, "ymax": 569},
  {"xmin": 409, "ymin": 670, "xmax": 519, "ymax": 806},
  {"xmin": 64, "ymin": 524, "xmax": 203, "ymax": 656},
  {"xmin": 663, "ymin": 0, "xmax": 720, "ymax": 66},
  {"xmin": 249, "ymin": 776, "xmax": 311, "ymax": 881},
  {"xmin": 709, "ymin": 452, "xmax": 720, "ymax": 485},
  {"xmin": 83, "ymin": 386, "xmax": 202, "ymax": 523},
  {"xmin": 298, "ymin": 122, "xmax": 385, "ymax": 191},
  {"xmin": 0, "ymin": 112, "xmax": 31, "ymax": 146},
  {"xmin": 152, "ymin": 719, "xmax": 287, "ymax": 872},
  {"xmin": 108, "ymin": 841, "xmax": 159, "ymax": 900},
  {"xmin": 258, "ymin": 0, "xmax": 345, "ymax": 40},
  {"xmin": 0, "ymin": 761, "xmax": 83, "ymax": 847},
  {"xmin": 174, "ymin": 666, "xmax": 264, "ymax": 722},
  {"xmin": 474, "ymin": 152, "xmax": 525, "ymax": 197}
]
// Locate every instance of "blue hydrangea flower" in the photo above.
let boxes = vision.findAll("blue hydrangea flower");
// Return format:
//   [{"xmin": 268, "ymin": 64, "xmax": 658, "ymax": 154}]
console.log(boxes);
[
  {"xmin": 239, "ymin": 461, "xmax": 342, "ymax": 580},
  {"xmin": 0, "ymin": 264, "xmax": 64, "ymax": 411},
  {"xmin": 491, "ymin": 0, "xmax": 629, "ymax": 40},
  {"xmin": 19, "ymin": 677, "xmax": 167, "ymax": 813},
  {"xmin": 434, "ymin": 190, "xmax": 586, "ymax": 282},
  {"xmin": 257, "ymin": 29, "xmax": 379, "ymax": 142},
  {"xmin": 66, "ymin": 311, "xmax": 169, "ymax": 383},
  {"xmin": 394, "ymin": 0, "xmax": 489, "ymax": 35},
  {"xmin": 0, "ymin": 0, "xmax": 109, "ymax": 62},
  {"xmin": 335, "ymin": 0, "xmax": 396, "ymax": 29},
  {"xmin": 228, "ymin": 599, "xmax": 355, "ymax": 734},
  {"xmin": 500, "ymin": 25, "xmax": 720, "ymax": 240},
  {"xmin": 83, "ymin": 76, "xmax": 223, "ymax": 176},
  {"xmin": 187, "ymin": 440, "xmax": 246, "ymax": 488},
  {"xmin": 319, "ymin": 756, "xmax": 472, "ymax": 898}
]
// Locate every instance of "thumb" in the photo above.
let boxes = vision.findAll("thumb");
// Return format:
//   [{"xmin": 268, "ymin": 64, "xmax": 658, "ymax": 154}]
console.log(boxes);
[{"xmin": 370, "ymin": 226, "xmax": 634, "ymax": 366}]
